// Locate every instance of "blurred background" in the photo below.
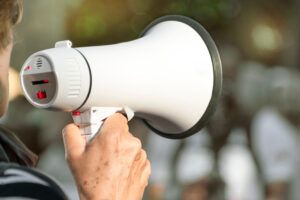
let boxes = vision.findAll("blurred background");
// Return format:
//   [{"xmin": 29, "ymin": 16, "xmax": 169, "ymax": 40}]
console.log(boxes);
[{"xmin": 1, "ymin": 0, "xmax": 300, "ymax": 199}]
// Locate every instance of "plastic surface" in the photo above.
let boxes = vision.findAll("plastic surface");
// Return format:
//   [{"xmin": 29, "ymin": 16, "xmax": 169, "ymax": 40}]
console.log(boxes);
[
  {"xmin": 20, "ymin": 42, "xmax": 91, "ymax": 112},
  {"xmin": 72, "ymin": 107, "xmax": 134, "ymax": 141},
  {"xmin": 20, "ymin": 15, "xmax": 222, "ymax": 139},
  {"xmin": 76, "ymin": 19, "xmax": 215, "ymax": 135}
]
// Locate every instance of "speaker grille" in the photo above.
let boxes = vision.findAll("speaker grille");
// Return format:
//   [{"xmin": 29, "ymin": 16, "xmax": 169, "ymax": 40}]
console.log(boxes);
[{"xmin": 35, "ymin": 57, "xmax": 43, "ymax": 69}]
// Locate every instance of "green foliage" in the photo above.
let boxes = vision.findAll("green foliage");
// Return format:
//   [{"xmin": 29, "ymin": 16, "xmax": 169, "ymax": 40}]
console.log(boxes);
[
  {"xmin": 74, "ymin": 13, "xmax": 107, "ymax": 38},
  {"xmin": 65, "ymin": 0, "xmax": 236, "ymax": 46}
]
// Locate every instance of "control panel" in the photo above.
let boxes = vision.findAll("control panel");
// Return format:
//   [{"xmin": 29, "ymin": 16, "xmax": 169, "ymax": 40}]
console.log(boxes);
[{"xmin": 22, "ymin": 56, "xmax": 56, "ymax": 105}]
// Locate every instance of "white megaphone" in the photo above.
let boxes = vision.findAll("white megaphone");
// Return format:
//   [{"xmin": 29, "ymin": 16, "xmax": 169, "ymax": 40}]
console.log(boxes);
[{"xmin": 20, "ymin": 15, "xmax": 222, "ymax": 141}]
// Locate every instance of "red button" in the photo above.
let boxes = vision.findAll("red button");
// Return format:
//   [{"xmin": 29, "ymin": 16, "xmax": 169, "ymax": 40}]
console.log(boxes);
[
  {"xmin": 36, "ymin": 91, "xmax": 47, "ymax": 99},
  {"xmin": 72, "ymin": 111, "xmax": 81, "ymax": 116},
  {"xmin": 25, "ymin": 66, "xmax": 32, "ymax": 71}
]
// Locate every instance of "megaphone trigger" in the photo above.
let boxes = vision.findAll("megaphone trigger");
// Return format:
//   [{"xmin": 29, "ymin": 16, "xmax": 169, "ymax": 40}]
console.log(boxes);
[
  {"xmin": 119, "ymin": 106, "xmax": 135, "ymax": 121},
  {"xmin": 71, "ymin": 106, "xmax": 135, "ymax": 141}
]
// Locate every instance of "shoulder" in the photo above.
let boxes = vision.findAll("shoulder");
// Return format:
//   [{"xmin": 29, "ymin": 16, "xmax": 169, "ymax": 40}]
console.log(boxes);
[{"xmin": 0, "ymin": 162, "xmax": 68, "ymax": 200}]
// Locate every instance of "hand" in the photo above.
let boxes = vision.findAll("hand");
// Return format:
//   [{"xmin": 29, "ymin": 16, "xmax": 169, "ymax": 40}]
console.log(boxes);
[{"xmin": 62, "ymin": 113, "xmax": 151, "ymax": 200}]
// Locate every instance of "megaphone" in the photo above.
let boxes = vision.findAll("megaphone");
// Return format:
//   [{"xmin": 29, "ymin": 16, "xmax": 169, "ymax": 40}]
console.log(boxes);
[{"xmin": 20, "ymin": 15, "xmax": 222, "ymax": 140}]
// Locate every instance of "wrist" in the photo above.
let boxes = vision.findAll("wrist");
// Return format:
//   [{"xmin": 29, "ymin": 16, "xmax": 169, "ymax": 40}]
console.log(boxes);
[{"xmin": 79, "ymin": 189, "xmax": 114, "ymax": 200}]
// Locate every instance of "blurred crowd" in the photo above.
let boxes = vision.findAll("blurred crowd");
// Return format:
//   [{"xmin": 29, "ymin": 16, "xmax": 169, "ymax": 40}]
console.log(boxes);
[
  {"xmin": 146, "ymin": 54, "xmax": 300, "ymax": 200},
  {"xmin": 1, "ymin": 0, "xmax": 300, "ymax": 199}
]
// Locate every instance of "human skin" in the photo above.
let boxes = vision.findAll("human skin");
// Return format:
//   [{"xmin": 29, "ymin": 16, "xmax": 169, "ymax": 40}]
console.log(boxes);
[
  {"xmin": 63, "ymin": 113, "xmax": 151, "ymax": 200},
  {"xmin": 0, "ymin": 36, "xmax": 12, "ymax": 117}
]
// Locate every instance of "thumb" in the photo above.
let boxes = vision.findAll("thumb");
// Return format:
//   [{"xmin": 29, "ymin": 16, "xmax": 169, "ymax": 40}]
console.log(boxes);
[{"xmin": 62, "ymin": 123, "xmax": 86, "ymax": 160}]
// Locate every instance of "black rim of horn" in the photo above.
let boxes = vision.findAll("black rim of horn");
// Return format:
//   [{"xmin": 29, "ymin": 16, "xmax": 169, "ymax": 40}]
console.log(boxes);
[{"xmin": 140, "ymin": 15, "xmax": 223, "ymax": 139}]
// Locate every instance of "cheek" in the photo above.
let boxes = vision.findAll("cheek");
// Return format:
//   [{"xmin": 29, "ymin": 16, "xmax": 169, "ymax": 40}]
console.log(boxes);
[
  {"xmin": 0, "ymin": 43, "xmax": 12, "ymax": 116},
  {"xmin": 0, "ymin": 75, "xmax": 9, "ymax": 116},
  {"xmin": 8, "ymin": 43, "xmax": 13, "ymax": 60},
  {"xmin": 1, "ymin": 43, "xmax": 13, "ymax": 67},
  {"xmin": 0, "ymin": 66, "xmax": 9, "ymax": 99},
  {"xmin": 0, "ymin": 80, "xmax": 7, "ymax": 100}
]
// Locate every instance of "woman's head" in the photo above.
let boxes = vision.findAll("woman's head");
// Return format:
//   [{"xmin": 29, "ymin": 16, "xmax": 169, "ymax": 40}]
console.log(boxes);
[
  {"xmin": 0, "ymin": 0, "xmax": 23, "ymax": 117},
  {"xmin": 0, "ymin": 0, "xmax": 22, "ymax": 51}
]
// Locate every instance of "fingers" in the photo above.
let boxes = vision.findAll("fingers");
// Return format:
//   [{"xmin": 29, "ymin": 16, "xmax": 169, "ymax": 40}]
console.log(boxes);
[
  {"xmin": 98, "ymin": 113, "xmax": 129, "ymax": 139},
  {"xmin": 92, "ymin": 113, "xmax": 129, "ymax": 148},
  {"xmin": 133, "ymin": 149, "xmax": 151, "ymax": 186},
  {"xmin": 101, "ymin": 113, "xmax": 128, "ymax": 134},
  {"xmin": 62, "ymin": 123, "xmax": 86, "ymax": 161},
  {"xmin": 140, "ymin": 160, "xmax": 151, "ymax": 187},
  {"xmin": 135, "ymin": 149, "xmax": 147, "ymax": 163},
  {"xmin": 134, "ymin": 158, "xmax": 151, "ymax": 200}
]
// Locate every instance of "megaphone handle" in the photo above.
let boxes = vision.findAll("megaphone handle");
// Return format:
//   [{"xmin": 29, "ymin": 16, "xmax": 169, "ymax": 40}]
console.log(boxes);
[
  {"xmin": 71, "ymin": 117, "xmax": 104, "ymax": 142},
  {"xmin": 71, "ymin": 107, "xmax": 134, "ymax": 142}
]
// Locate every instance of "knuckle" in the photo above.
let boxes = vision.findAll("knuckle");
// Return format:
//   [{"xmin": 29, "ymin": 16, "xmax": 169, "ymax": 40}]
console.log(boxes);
[
  {"xmin": 140, "ymin": 149, "xmax": 147, "ymax": 162},
  {"xmin": 101, "ymin": 127, "xmax": 123, "ymax": 141},
  {"xmin": 62, "ymin": 124, "xmax": 74, "ymax": 136},
  {"xmin": 106, "ymin": 113, "xmax": 128, "ymax": 127},
  {"xmin": 65, "ymin": 152, "xmax": 81, "ymax": 163},
  {"xmin": 121, "ymin": 137, "xmax": 142, "ymax": 157},
  {"xmin": 130, "ymin": 137, "xmax": 142, "ymax": 150},
  {"xmin": 114, "ymin": 113, "xmax": 128, "ymax": 123}
]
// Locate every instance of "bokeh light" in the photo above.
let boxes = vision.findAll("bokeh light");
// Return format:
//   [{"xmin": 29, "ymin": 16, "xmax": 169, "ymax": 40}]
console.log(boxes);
[{"xmin": 251, "ymin": 24, "xmax": 283, "ymax": 53}]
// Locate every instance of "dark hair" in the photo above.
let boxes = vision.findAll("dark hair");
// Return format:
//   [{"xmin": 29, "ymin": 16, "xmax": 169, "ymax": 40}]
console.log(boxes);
[{"xmin": 0, "ymin": 0, "xmax": 23, "ymax": 51}]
